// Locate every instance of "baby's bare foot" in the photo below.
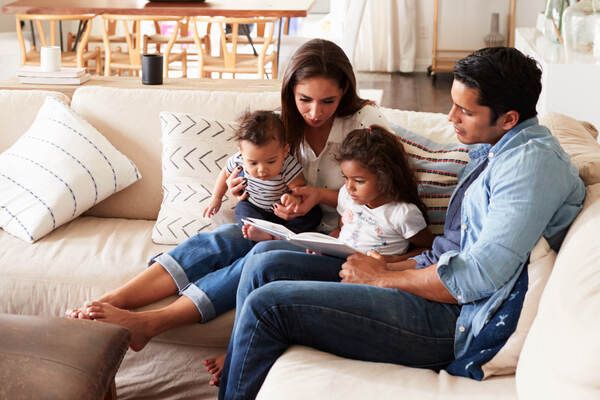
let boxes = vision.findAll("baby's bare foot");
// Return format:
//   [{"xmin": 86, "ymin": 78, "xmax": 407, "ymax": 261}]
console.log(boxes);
[
  {"xmin": 86, "ymin": 301, "xmax": 153, "ymax": 351},
  {"xmin": 246, "ymin": 225, "xmax": 274, "ymax": 242}
]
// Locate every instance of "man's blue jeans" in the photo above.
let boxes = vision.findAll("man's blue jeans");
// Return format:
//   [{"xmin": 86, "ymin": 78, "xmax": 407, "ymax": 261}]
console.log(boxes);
[{"xmin": 219, "ymin": 247, "xmax": 461, "ymax": 400}]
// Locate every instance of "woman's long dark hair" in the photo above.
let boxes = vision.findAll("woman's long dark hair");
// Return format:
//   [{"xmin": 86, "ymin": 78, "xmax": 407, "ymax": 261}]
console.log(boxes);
[
  {"xmin": 336, "ymin": 126, "xmax": 429, "ymax": 223},
  {"xmin": 281, "ymin": 39, "xmax": 370, "ymax": 155}
]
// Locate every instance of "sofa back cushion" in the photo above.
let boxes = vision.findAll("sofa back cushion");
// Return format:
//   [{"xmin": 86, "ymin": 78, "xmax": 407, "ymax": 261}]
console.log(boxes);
[
  {"xmin": 0, "ymin": 90, "xmax": 70, "ymax": 152},
  {"xmin": 516, "ymin": 183, "xmax": 600, "ymax": 398},
  {"xmin": 70, "ymin": 86, "xmax": 280, "ymax": 220}
]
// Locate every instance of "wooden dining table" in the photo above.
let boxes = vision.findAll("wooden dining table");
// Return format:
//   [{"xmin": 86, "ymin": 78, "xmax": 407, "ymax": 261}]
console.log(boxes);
[
  {"xmin": 3, "ymin": 0, "xmax": 314, "ymax": 75},
  {"xmin": 2, "ymin": 0, "xmax": 314, "ymax": 18}
]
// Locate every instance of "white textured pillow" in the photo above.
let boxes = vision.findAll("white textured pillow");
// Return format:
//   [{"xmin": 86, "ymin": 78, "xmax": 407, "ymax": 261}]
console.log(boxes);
[
  {"xmin": 0, "ymin": 96, "xmax": 141, "ymax": 242},
  {"xmin": 152, "ymin": 112, "xmax": 238, "ymax": 245}
]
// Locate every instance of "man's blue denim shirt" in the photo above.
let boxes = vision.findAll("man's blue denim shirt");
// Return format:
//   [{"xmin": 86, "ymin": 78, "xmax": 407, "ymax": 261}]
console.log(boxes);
[{"xmin": 417, "ymin": 117, "xmax": 585, "ymax": 358}]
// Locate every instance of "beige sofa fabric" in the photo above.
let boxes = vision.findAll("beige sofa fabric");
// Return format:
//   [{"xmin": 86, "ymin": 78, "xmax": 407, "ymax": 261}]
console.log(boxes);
[
  {"xmin": 516, "ymin": 183, "xmax": 600, "ymax": 400},
  {"xmin": 0, "ymin": 90, "xmax": 69, "ymax": 151},
  {"xmin": 257, "ymin": 346, "xmax": 516, "ymax": 400},
  {"xmin": 70, "ymin": 87, "xmax": 281, "ymax": 220}
]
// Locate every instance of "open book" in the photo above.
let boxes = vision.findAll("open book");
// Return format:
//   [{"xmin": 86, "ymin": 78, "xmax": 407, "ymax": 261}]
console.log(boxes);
[{"xmin": 242, "ymin": 217, "xmax": 357, "ymax": 259}]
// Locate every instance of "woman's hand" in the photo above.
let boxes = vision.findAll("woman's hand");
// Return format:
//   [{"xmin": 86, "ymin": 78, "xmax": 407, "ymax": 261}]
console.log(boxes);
[
  {"xmin": 226, "ymin": 166, "xmax": 248, "ymax": 202},
  {"xmin": 273, "ymin": 185, "xmax": 321, "ymax": 220},
  {"xmin": 339, "ymin": 251, "xmax": 388, "ymax": 286}
]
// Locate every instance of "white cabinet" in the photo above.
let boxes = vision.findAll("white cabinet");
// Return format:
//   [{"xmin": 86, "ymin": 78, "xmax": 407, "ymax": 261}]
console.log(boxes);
[{"xmin": 515, "ymin": 27, "xmax": 600, "ymax": 134}]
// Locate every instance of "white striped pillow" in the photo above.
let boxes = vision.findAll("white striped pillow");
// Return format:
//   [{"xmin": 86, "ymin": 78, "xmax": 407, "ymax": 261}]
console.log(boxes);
[{"xmin": 0, "ymin": 96, "xmax": 140, "ymax": 242}]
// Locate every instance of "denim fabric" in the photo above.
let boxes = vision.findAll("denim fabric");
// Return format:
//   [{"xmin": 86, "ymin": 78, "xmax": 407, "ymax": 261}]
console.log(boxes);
[
  {"xmin": 435, "ymin": 118, "xmax": 585, "ymax": 358},
  {"xmin": 234, "ymin": 200, "xmax": 323, "ymax": 234},
  {"xmin": 153, "ymin": 223, "xmax": 255, "ymax": 321},
  {"xmin": 412, "ymin": 158, "xmax": 489, "ymax": 268},
  {"xmin": 219, "ymin": 247, "xmax": 461, "ymax": 399}
]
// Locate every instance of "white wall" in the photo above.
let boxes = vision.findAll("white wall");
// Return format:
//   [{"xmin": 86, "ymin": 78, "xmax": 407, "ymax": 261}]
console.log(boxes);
[
  {"xmin": 0, "ymin": 0, "xmax": 16, "ymax": 32},
  {"xmin": 415, "ymin": 0, "xmax": 547, "ymax": 71}
]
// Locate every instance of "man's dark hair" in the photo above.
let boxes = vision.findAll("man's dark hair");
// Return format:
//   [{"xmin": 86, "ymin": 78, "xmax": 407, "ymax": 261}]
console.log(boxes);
[{"xmin": 454, "ymin": 47, "xmax": 542, "ymax": 124}]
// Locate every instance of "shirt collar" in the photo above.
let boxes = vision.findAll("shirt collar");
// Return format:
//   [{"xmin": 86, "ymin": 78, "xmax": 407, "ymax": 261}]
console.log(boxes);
[{"xmin": 489, "ymin": 117, "xmax": 539, "ymax": 156}]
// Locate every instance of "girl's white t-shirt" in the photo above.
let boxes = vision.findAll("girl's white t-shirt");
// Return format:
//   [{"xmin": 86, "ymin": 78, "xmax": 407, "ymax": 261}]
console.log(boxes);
[
  {"xmin": 297, "ymin": 104, "xmax": 391, "ymax": 232},
  {"xmin": 336, "ymin": 186, "xmax": 427, "ymax": 256}
]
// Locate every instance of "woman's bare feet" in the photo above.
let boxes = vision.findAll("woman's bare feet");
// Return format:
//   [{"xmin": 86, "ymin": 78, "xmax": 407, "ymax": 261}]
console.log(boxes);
[
  {"xmin": 85, "ymin": 301, "xmax": 154, "ymax": 351},
  {"xmin": 203, "ymin": 353, "xmax": 226, "ymax": 386}
]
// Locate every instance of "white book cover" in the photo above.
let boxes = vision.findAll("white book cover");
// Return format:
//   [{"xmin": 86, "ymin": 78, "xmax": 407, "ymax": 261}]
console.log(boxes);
[
  {"xmin": 242, "ymin": 217, "xmax": 357, "ymax": 259},
  {"xmin": 17, "ymin": 66, "xmax": 87, "ymax": 78},
  {"xmin": 18, "ymin": 73, "xmax": 91, "ymax": 85}
]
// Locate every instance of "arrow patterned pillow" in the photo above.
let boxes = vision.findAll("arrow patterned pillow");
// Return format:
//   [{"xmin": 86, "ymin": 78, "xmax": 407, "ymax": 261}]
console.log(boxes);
[{"xmin": 153, "ymin": 112, "xmax": 239, "ymax": 244}]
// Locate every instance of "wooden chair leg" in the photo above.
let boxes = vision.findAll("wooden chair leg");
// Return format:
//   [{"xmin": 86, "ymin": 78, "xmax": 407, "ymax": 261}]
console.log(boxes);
[{"xmin": 181, "ymin": 48, "xmax": 187, "ymax": 78}]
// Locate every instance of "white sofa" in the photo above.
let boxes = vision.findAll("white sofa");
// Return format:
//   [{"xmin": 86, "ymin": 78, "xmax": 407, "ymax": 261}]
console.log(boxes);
[{"xmin": 0, "ymin": 85, "xmax": 599, "ymax": 400}]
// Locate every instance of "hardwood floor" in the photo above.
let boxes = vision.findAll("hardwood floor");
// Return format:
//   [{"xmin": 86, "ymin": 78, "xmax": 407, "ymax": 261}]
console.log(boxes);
[{"xmin": 357, "ymin": 72, "xmax": 453, "ymax": 114}]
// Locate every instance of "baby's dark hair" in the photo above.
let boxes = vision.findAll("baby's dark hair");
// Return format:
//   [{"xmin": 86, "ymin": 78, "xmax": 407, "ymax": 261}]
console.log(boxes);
[
  {"xmin": 337, "ymin": 126, "xmax": 428, "ymax": 223},
  {"xmin": 235, "ymin": 110, "xmax": 285, "ymax": 146}
]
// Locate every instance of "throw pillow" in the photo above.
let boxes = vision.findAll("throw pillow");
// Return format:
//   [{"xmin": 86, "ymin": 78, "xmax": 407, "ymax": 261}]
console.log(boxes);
[
  {"xmin": 391, "ymin": 124, "xmax": 471, "ymax": 234},
  {"xmin": 0, "ymin": 96, "xmax": 141, "ymax": 242},
  {"xmin": 152, "ymin": 112, "xmax": 238, "ymax": 245},
  {"xmin": 446, "ymin": 237, "xmax": 556, "ymax": 380},
  {"xmin": 540, "ymin": 112, "xmax": 600, "ymax": 185}
]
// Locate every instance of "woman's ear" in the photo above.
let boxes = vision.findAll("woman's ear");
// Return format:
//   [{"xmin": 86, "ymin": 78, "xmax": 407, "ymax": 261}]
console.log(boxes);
[{"xmin": 283, "ymin": 143, "xmax": 291, "ymax": 154}]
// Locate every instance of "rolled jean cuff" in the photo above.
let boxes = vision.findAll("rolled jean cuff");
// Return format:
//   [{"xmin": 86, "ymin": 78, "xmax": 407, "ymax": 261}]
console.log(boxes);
[
  {"xmin": 181, "ymin": 284, "xmax": 216, "ymax": 322},
  {"xmin": 153, "ymin": 252, "xmax": 190, "ymax": 292}
]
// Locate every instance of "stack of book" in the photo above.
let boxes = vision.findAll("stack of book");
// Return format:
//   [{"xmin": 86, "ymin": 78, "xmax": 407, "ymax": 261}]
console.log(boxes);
[{"xmin": 17, "ymin": 66, "xmax": 92, "ymax": 85}]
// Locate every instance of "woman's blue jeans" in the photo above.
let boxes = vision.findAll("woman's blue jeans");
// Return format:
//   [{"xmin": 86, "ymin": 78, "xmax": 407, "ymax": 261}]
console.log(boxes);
[{"xmin": 219, "ymin": 246, "xmax": 461, "ymax": 400}]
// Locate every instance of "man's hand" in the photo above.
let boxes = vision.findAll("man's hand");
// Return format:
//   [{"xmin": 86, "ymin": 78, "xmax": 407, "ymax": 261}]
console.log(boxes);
[
  {"xmin": 339, "ymin": 251, "xmax": 388, "ymax": 286},
  {"xmin": 226, "ymin": 166, "xmax": 248, "ymax": 202}
]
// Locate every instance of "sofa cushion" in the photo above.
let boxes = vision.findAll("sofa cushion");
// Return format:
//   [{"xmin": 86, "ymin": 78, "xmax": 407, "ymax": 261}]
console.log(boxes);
[
  {"xmin": 152, "ymin": 112, "xmax": 239, "ymax": 245},
  {"xmin": 70, "ymin": 86, "xmax": 280, "ymax": 220},
  {"xmin": 516, "ymin": 183, "xmax": 600, "ymax": 399},
  {"xmin": 540, "ymin": 112, "xmax": 600, "ymax": 185},
  {"xmin": 0, "ymin": 90, "xmax": 69, "ymax": 152},
  {"xmin": 0, "ymin": 96, "xmax": 140, "ymax": 242},
  {"xmin": 391, "ymin": 124, "xmax": 470, "ymax": 234},
  {"xmin": 0, "ymin": 216, "xmax": 233, "ymax": 348},
  {"xmin": 257, "ymin": 346, "xmax": 516, "ymax": 400}
]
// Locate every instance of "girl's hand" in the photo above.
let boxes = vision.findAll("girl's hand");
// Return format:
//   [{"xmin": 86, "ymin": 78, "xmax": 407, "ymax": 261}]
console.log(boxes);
[
  {"xmin": 226, "ymin": 166, "xmax": 249, "ymax": 202},
  {"xmin": 273, "ymin": 186, "xmax": 320, "ymax": 220},
  {"xmin": 203, "ymin": 198, "xmax": 222, "ymax": 218}
]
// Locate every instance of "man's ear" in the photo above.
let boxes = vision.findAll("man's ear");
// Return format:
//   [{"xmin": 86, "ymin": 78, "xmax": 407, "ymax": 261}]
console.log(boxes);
[{"xmin": 500, "ymin": 110, "xmax": 520, "ymax": 131}]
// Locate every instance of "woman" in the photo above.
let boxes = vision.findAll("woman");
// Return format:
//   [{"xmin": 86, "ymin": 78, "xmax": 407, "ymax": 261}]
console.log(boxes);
[{"xmin": 67, "ymin": 37, "xmax": 391, "ymax": 367}]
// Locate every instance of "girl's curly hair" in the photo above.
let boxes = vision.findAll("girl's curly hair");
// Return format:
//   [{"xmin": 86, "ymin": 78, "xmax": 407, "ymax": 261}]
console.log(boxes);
[{"xmin": 336, "ymin": 126, "xmax": 428, "ymax": 223}]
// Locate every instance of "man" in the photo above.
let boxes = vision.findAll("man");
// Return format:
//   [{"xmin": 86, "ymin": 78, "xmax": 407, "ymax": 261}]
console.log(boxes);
[{"xmin": 217, "ymin": 47, "xmax": 586, "ymax": 399}]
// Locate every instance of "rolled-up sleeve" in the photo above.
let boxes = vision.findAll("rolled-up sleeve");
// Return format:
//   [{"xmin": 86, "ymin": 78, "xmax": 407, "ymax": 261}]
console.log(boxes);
[{"xmin": 437, "ymin": 144, "xmax": 581, "ymax": 304}]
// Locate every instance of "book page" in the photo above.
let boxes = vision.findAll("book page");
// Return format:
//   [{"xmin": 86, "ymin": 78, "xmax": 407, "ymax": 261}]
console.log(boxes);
[
  {"xmin": 241, "ymin": 218, "xmax": 295, "ymax": 240},
  {"xmin": 292, "ymin": 231, "xmax": 340, "ymax": 243}
]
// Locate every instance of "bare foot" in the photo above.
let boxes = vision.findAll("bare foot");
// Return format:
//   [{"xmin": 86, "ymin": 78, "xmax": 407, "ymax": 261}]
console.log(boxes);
[
  {"xmin": 65, "ymin": 301, "xmax": 94, "ymax": 319},
  {"xmin": 203, "ymin": 353, "xmax": 226, "ymax": 386},
  {"xmin": 86, "ymin": 301, "xmax": 153, "ymax": 351},
  {"xmin": 243, "ymin": 224, "xmax": 275, "ymax": 242}
]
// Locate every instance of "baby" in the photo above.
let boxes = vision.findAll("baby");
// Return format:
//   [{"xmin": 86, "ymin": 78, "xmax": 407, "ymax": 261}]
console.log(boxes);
[{"xmin": 203, "ymin": 110, "xmax": 322, "ymax": 240}]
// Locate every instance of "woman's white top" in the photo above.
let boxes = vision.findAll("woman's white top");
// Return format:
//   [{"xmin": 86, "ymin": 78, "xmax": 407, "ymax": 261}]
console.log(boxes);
[
  {"xmin": 298, "ymin": 104, "xmax": 391, "ymax": 232},
  {"xmin": 337, "ymin": 186, "xmax": 427, "ymax": 256}
]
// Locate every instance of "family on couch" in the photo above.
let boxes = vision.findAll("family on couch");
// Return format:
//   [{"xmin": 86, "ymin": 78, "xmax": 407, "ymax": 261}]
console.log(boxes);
[{"xmin": 67, "ymin": 39, "xmax": 585, "ymax": 399}]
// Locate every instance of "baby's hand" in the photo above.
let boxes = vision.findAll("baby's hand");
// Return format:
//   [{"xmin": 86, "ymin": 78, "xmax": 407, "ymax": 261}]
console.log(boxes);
[
  {"xmin": 280, "ymin": 193, "xmax": 301, "ymax": 208},
  {"xmin": 203, "ymin": 198, "xmax": 222, "ymax": 218}
]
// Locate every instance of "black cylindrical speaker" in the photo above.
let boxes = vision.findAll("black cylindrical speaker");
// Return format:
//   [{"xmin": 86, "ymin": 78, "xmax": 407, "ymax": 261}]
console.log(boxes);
[{"xmin": 142, "ymin": 54, "xmax": 163, "ymax": 85}]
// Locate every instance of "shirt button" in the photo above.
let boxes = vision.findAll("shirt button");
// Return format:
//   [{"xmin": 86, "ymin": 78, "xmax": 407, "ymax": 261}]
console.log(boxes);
[
  {"xmin": 488, "ymin": 152, "xmax": 494, "ymax": 158},
  {"xmin": 461, "ymin": 224, "xmax": 467, "ymax": 230},
  {"xmin": 458, "ymin": 326, "xmax": 466, "ymax": 333}
]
